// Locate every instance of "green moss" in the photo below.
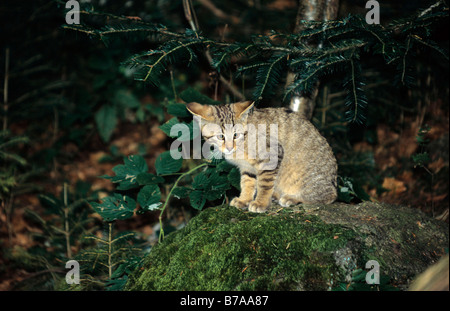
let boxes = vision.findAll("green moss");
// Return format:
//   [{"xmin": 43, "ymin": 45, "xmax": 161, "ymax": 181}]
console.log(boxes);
[
  {"xmin": 126, "ymin": 206, "xmax": 357, "ymax": 291},
  {"xmin": 125, "ymin": 202, "xmax": 448, "ymax": 291}
]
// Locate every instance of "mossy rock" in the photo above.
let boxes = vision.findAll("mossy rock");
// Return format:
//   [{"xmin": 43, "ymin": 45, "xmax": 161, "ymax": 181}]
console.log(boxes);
[{"xmin": 125, "ymin": 202, "xmax": 448, "ymax": 291}]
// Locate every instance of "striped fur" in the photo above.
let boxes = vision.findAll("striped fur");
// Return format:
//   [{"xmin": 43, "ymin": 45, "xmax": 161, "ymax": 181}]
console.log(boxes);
[{"xmin": 187, "ymin": 101, "xmax": 338, "ymax": 213}]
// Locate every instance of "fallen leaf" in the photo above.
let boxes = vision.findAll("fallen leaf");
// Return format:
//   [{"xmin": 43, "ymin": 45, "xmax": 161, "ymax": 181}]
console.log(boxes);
[
  {"xmin": 382, "ymin": 177, "xmax": 407, "ymax": 195},
  {"xmin": 267, "ymin": 0, "xmax": 297, "ymax": 10},
  {"xmin": 428, "ymin": 157, "xmax": 446, "ymax": 173},
  {"xmin": 125, "ymin": 16, "xmax": 142, "ymax": 21}
]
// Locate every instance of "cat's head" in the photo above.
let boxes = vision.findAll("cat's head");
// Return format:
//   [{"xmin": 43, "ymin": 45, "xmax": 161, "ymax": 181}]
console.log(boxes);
[{"xmin": 186, "ymin": 101, "xmax": 254, "ymax": 156}]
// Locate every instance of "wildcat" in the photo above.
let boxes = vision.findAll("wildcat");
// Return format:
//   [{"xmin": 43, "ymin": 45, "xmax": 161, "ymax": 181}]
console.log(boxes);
[{"xmin": 187, "ymin": 100, "xmax": 338, "ymax": 213}]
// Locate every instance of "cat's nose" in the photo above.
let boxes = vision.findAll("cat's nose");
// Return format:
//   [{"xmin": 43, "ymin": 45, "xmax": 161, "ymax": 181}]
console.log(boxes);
[{"xmin": 225, "ymin": 143, "xmax": 234, "ymax": 152}]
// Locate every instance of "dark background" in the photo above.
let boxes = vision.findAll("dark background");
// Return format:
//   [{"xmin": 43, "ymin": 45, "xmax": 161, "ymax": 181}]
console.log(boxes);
[{"xmin": 0, "ymin": 0, "xmax": 448, "ymax": 290}]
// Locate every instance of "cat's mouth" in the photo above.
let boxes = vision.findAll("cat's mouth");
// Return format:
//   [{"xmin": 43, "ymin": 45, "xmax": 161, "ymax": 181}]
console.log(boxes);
[{"xmin": 222, "ymin": 149, "xmax": 235, "ymax": 156}]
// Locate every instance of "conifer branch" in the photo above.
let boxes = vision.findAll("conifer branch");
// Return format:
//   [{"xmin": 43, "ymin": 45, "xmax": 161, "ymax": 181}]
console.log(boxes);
[
  {"xmin": 142, "ymin": 39, "xmax": 212, "ymax": 83},
  {"xmin": 401, "ymin": 36, "xmax": 412, "ymax": 86},
  {"xmin": 254, "ymin": 54, "xmax": 287, "ymax": 100},
  {"xmin": 284, "ymin": 56, "xmax": 348, "ymax": 101},
  {"xmin": 411, "ymin": 35, "xmax": 449, "ymax": 61},
  {"xmin": 62, "ymin": 0, "xmax": 448, "ymax": 123}
]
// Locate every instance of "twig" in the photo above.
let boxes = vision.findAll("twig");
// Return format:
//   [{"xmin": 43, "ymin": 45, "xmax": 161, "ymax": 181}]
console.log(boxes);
[
  {"xmin": 108, "ymin": 223, "xmax": 112, "ymax": 279},
  {"xmin": 418, "ymin": 0, "xmax": 443, "ymax": 18},
  {"xmin": 217, "ymin": 73, "xmax": 245, "ymax": 101},
  {"xmin": 401, "ymin": 36, "xmax": 411, "ymax": 85},
  {"xmin": 4, "ymin": 191, "xmax": 14, "ymax": 245},
  {"xmin": 197, "ymin": 0, "xmax": 240, "ymax": 24},
  {"xmin": 170, "ymin": 69, "xmax": 177, "ymax": 100},
  {"xmin": 3, "ymin": 48, "xmax": 10, "ymax": 131},
  {"xmin": 16, "ymin": 268, "xmax": 66, "ymax": 282},
  {"xmin": 183, "ymin": 0, "xmax": 199, "ymax": 31},
  {"xmin": 63, "ymin": 183, "xmax": 72, "ymax": 259},
  {"xmin": 182, "ymin": 0, "xmax": 245, "ymax": 101},
  {"xmin": 158, "ymin": 162, "xmax": 208, "ymax": 242}
]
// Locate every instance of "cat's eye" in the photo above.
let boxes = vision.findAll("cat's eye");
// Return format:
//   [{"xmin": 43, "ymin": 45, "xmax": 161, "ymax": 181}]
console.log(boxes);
[
  {"xmin": 216, "ymin": 134, "xmax": 225, "ymax": 140},
  {"xmin": 233, "ymin": 133, "xmax": 242, "ymax": 139}
]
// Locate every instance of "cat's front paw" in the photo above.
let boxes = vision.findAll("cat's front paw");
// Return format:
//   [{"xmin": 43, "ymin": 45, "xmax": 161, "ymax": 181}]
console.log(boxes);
[
  {"xmin": 278, "ymin": 195, "xmax": 301, "ymax": 207},
  {"xmin": 248, "ymin": 201, "xmax": 269, "ymax": 213},
  {"xmin": 230, "ymin": 197, "xmax": 249, "ymax": 210}
]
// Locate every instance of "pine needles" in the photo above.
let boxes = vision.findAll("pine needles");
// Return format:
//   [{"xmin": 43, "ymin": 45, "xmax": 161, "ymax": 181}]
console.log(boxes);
[
  {"xmin": 63, "ymin": 1, "xmax": 449, "ymax": 125},
  {"xmin": 125, "ymin": 36, "xmax": 213, "ymax": 85}
]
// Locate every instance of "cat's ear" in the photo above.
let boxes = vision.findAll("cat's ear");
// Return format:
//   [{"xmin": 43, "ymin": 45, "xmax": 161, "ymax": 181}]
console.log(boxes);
[
  {"xmin": 186, "ymin": 102, "xmax": 214, "ymax": 121},
  {"xmin": 234, "ymin": 101, "xmax": 255, "ymax": 119}
]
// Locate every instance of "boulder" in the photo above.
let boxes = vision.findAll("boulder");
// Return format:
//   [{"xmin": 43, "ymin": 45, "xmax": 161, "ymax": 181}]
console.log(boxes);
[{"xmin": 125, "ymin": 202, "xmax": 449, "ymax": 291}]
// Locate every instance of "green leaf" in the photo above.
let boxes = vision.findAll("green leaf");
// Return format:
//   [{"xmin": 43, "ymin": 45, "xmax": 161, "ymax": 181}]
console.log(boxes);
[
  {"xmin": 136, "ymin": 172, "xmax": 164, "ymax": 185},
  {"xmin": 191, "ymin": 169, "xmax": 230, "ymax": 204},
  {"xmin": 182, "ymin": 121, "xmax": 201, "ymax": 142},
  {"xmin": 412, "ymin": 152, "xmax": 431, "ymax": 167},
  {"xmin": 137, "ymin": 185, "xmax": 162, "ymax": 211},
  {"xmin": 189, "ymin": 190, "xmax": 206, "ymax": 210},
  {"xmin": 101, "ymin": 155, "xmax": 148, "ymax": 190},
  {"xmin": 228, "ymin": 168, "xmax": 241, "ymax": 191},
  {"xmin": 216, "ymin": 160, "xmax": 234, "ymax": 172},
  {"xmin": 194, "ymin": 168, "xmax": 231, "ymax": 191},
  {"xmin": 338, "ymin": 182, "xmax": 353, "ymax": 203},
  {"xmin": 171, "ymin": 186, "xmax": 192, "ymax": 199},
  {"xmin": 159, "ymin": 117, "xmax": 180, "ymax": 137},
  {"xmin": 113, "ymin": 89, "xmax": 141, "ymax": 109},
  {"xmin": 155, "ymin": 151, "xmax": 183, "ymax": 175},
  {"xmin": 351, "ymin": 269, "xmax": 367, "ymax": 282},
  {"xmin": 95, "ymin": 105, "xmax": 117, "ymax": 142},
  {"xmin": 167, "ymin": 102, "xmax": 191, "ymax": 118},
  {"xmin": 205, "ymin": 190, "xmax": 224, "ymax": 201},
  {"xmin": 90, "ymin": 193, "xmax": 136, "ymax": 221},
  {"xmin": 192, "ymin": 171, "xmax": 210, "ymax": 190},
  {"xmin": 146, "ymin": 104, "xmax": 165, "ymax": 123},
  {"xmin": 136, "ymin": 106, "xmax": 146, "ymax": 122},
  {"xmin": 208, "ymin": 170, "xmax": 230, "ymax": 191},
  {"xmin": 124, "ymin": 154, "xmax": 148, "ymax": 172},
  {"xmin": 353, "ymin": 182, "xmax": 371, "ymax": 201},
  {"xmin": 159, "ymin": 118, "xmax": 198, "ymax": 142},
  {"xmin": 337, "ymin": 176, "xmax": 369, "ymax": 202},
  {"xmin": 179, "ymin": 87, "xmax": 222, "ymax": 105}
]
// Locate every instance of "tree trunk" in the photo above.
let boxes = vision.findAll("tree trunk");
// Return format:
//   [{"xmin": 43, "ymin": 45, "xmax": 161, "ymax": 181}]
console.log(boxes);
[{"xmin": 286, "ymin": 0, "xmax": 340, "ymax": 119}]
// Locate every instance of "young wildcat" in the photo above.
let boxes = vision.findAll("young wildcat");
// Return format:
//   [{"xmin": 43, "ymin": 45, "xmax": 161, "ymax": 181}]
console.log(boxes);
[{"xmin": 187, "ymin": 100, "xmax": 338, "ymax": 213}]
